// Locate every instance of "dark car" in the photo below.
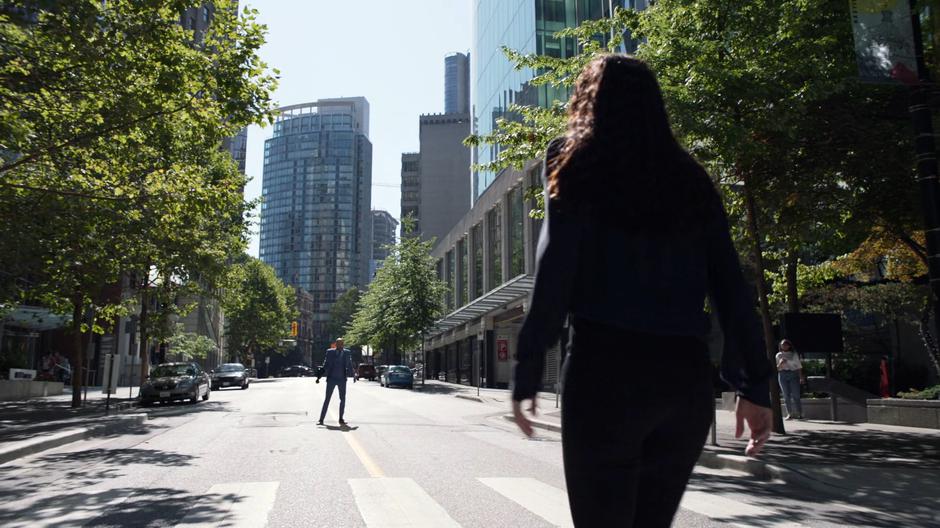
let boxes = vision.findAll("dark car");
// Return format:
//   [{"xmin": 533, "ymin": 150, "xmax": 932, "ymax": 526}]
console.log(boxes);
[
  {"xmin": 140, "ymin": 362, "xmax": 210, "ymax": 406},
  {"xmin": 277, "ymin": 365, "xmax": 313, "ymax": 377},
  {"xmin": 380, "ymin": 365, "xmax": 414, "ymax": 390},
  {"xmin": 356, "ymin": 363, "xmax": 377, "ymax": 381},
  {"xmin": 210, "ymin": 363, "xmax": 250, "ymax": 390}
]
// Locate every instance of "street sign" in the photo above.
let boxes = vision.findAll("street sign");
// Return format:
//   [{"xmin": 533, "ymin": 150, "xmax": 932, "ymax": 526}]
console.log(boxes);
[
  {"xmin": 101, "ymin": 353, "xmax": 121, "ymax": 395},
  {"xmin": 849, "ymin": 0, "xmax": 917, "ymax": 83},
  {"xmin": 497, "ymin": 339, "xmax": 509, "ymax": 361}
]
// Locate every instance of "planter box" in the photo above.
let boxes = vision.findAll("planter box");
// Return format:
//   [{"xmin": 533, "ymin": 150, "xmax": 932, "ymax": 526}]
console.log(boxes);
[
  {"xmin": 0, "ymin": 380, "xmax": 65, "ymax": 401},
  {"xmin": 867, "ymin": 398, "xmax": 940, "ymax": 430},
  {"xmin": 793, "ymin": 397, "xmax": 868, "ymax": 423}
]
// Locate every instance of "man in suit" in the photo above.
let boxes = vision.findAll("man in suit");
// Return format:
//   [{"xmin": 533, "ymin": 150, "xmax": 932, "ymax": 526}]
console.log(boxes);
[{"xmin": 316, "ymin": 337, "xmax": 355, "ymax": 426}]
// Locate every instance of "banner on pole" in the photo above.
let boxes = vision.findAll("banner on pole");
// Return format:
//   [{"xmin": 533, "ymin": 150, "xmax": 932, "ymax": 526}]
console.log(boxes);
[{"xmin": 849, "ymin": 0, "xmax": 918, "ymax": 83}]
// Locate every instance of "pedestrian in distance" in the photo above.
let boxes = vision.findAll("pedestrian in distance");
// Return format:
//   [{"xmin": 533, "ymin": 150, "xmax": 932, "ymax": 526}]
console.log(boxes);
[
  {"xmin": 510, "ymin": 54, "xmax": 774, "ymax": 527},
  {"xmin": 316, "ymin": 337, "xmax": 356, "ymax": 426},
  {"xmin": 775, "ymin": 339, "xmax": 805, "ymax": 420}
]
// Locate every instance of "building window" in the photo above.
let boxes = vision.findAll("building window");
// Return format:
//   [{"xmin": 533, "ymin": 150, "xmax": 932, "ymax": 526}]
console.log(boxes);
[
  {"xmin": 487, "ymin": 205, "xmax": 501, "ymax": 290},
  {"xmin": 472, "ymin": 223, "xmax": 483, "ymax": 299},
  {"xmin": 446, "ymin": 249, "xmax": 456, "ymax": 311},
  {"xmin": 510, "ymin": 186, "xmax": 525, "ymax": 278},
  {"xmin": 202, "ymin": 7, "xmax": 210, "ymax": 24}
]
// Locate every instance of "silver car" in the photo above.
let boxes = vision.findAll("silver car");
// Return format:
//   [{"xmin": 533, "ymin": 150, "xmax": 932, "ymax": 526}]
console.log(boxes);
[
  {"xmin": 140, "ymin": 362, "xmax": 210, "ymax": 406},
  {"xmin": 210, "ymin": 363, "xmax": 250, "ymax": 390}
]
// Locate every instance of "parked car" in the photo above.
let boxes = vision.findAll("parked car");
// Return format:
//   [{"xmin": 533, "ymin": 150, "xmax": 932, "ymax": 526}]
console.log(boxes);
[
  {"xmin": 376, "ymin": 365, "xmax": 389, "ymax": 385},
  {"xmin": 210, "ymin": 363, "xmax": 250, "ymax": 390},
  {"xmin": 381, "ymin": 365, "xmax": 414, "ymax": 390},
  {"xmin": 356, "ymin": 363, "xmax": 377, "ymax": 381},
  {"xmin": 277, "ymin": 365, "xmax": 313, "ymax": 377},
  {"xmin": 140, "ymin": 362, "xmax": 210, "ymax": 406}
]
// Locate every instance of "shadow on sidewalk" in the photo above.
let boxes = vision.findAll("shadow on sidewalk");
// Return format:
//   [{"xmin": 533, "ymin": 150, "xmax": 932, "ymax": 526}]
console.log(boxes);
[{"xmin": 410, "ymin": 383, "xmax": 465, "ymax": 396}]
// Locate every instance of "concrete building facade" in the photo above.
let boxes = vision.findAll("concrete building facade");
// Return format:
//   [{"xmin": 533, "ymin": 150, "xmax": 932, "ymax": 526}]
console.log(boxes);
[{"xmin": 259, "ymin": 98, "xmax": 373, "ymax": 360}]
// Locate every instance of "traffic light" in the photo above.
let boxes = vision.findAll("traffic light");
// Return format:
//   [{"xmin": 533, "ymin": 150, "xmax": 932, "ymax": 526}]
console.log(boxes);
[{"xmin": 290, "ymin": 321, "xmax": 298, "ymax": 337}]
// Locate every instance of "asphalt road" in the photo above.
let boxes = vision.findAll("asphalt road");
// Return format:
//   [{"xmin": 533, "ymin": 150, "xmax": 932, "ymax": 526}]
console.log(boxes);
[{"xmin": 0, "ymin": 378, "xmax": 911, "ymax": 527}]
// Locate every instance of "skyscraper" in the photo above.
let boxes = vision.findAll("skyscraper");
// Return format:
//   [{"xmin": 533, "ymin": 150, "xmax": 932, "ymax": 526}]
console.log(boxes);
[
  {"xmin": 259, "ymin": 97, "xmax": 373, "ymax": 355},
  {"xmin": 370, "ymin": 210, "xmax": 399, "ymax": 277},
  {"xmin": 471, "ymin": 0, "xmax": 616, "ymax": 201},
  {"xmin": 445, "ymin": 52, "xmax": 470, "ymax": 114}
]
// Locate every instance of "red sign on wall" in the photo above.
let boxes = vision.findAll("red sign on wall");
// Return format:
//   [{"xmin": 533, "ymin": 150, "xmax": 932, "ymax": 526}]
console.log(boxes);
[{"xmin": 497, "ymin": 340, "xmax": 509, "ymax": 361}]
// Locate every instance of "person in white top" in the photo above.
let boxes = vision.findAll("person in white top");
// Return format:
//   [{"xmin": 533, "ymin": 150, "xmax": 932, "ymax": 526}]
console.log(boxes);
[{"xmin": 775, "ymin": 339, "xmax": 805, "ymax": 420}]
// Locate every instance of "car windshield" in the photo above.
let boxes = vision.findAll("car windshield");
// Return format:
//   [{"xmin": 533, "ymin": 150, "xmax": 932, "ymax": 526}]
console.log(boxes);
[
  {"xmin": 151, "ymin": 364, "xmax": 194, "ymax": 377},
  {"xmin": 218, "ymin": 364, "xmax": 244, "ymax": 372},
  {"xmin": 390, "ymin": 366, "xmax": 411, "ymax": 373}
]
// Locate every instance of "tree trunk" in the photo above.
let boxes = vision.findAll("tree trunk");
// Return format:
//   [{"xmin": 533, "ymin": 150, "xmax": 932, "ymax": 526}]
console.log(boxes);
[
  {"xmin": 70, "ymin": 299, "xmax": 84, "ymax": 408},
  {"xmin": 138, "ymin": 286, "xmax": 150, "ymax": 382},
  {"xmin": 785, "ymin": 250, "xmax": 799, "ymax": 314},
  {"xmin": 742, "ymin": 175, "xmax": 786, "ymax": 435}
]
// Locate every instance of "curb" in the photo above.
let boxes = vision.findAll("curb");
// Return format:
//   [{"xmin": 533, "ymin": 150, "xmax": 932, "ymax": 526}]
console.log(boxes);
[
  {"xmin": 0, "ymin": 413, "xmax": 148, "ymax": 465},
  {"xmin": 502, "ymin": 413, "xmax": 562, "ymax": 433},
  {"xmin": 696, "ymin": 449, "xmax": 847, "ymax": 494}
]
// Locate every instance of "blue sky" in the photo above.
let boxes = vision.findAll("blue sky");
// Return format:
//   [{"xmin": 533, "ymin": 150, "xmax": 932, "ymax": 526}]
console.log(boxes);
[{"xmin": 242, "ymin": 1, "xmax": 473, "ymax": 257}]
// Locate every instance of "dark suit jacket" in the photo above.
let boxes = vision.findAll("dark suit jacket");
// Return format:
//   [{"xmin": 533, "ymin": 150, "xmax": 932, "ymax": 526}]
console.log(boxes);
[
  {"xmin": 320, "ymin": 348, "xmax": 354, "ymax": 381},
  {"xmin": 513, "ymin": 139, "xmax": 772, "ymax": 407}
]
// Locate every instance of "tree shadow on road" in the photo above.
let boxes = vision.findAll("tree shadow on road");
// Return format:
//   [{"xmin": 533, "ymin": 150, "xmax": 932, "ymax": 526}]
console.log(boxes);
[{"xmin": 0, "ymin": 486, "xmax": 241, "ymax": 527}]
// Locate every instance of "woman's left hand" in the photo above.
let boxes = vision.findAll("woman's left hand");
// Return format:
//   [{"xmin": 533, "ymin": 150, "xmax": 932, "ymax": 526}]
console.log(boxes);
[{"xmin": 512, "ymin": 399, "xmax": 537, "ymax": 437}]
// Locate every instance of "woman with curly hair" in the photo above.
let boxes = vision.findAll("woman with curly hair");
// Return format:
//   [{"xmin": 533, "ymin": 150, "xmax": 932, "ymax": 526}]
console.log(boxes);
[{"xmin": 511, "ymin": 55, "xmax": 773, "ymax": 527}]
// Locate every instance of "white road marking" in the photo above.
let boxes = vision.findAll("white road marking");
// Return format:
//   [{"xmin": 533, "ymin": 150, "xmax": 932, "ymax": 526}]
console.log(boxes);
[
  {"xmin": 680, "ymin": 490, "xmax": 806, "ymax": 528},
  {"xmin": 477, "ymin": 477, "xmax": 574, "ymax": 527},
  {"xmin": 175, "ymin": 481, "xmax": 279, "ymax": 528},
  {"xmin": 349, "ymin": 477, "xmax": 462, "ymax": 528}
]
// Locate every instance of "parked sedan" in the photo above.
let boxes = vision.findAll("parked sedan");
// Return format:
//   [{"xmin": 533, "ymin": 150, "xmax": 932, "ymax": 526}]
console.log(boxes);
[
  {"xmin": 140, "ymin": 362, "xmax": 210, "ymax": 406},
  {"xmin": 356, "ymin": 363, "xmax": 376, "ymax": 381},
  {"xmin": 376, "ymin": 365, "xmax": 389, "ymax": 385},
  {"xmin": 210, "ymin": 363, "xmax": 250, "ymax": 390},
  {"xmin": 277, "ymin": 365, "xmax": 313, "ymax": 377},
  {"xmin": 381, "ymin": 365, "xmax": 414, "ymax": 389}
]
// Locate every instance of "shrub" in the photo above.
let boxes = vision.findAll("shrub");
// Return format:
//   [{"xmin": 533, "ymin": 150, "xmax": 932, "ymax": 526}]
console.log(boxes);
[{"xmin": 897, "ymin": 385, "xmax": 940, "ymax": 400}]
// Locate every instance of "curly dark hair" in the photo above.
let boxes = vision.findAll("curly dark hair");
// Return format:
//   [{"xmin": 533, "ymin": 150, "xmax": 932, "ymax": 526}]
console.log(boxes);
[{"xmin": 548, "ymin": 55, "xmax": 721, "ymax": 232}]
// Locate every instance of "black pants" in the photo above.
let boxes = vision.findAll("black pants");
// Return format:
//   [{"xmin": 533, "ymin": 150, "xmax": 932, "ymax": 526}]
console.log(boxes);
[
  {"xmin": 561, "ymin": 319, "xmax": 714, "ymax": 527},
  {"xmin": 319, "ymin": 378, "xmax": 347, "ymax": 422}
]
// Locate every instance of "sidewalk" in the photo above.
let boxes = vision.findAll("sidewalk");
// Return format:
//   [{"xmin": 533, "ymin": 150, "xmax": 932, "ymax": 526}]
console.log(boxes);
[
  {"xmin": 418, "ymin": 380, "xmax": 940, "ymax": 507},
  {"xmin": 0, "ymin": 386, "xmax": 145, "ymax": 465}
]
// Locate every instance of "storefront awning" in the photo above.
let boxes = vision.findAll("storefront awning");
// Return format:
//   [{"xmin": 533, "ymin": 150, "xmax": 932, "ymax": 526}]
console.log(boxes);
[
  {"xmin": 2, "ymin": 306, "xmax": 70, "ymax": 331},
  {"xmin": 427, "ymin": 274, "xmax": 534, "ymax": 337}
]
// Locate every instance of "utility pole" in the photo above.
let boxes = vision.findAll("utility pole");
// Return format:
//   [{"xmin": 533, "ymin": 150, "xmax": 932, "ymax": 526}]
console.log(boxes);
[{"xmin": 906, "ymin": 1, "xmax": 940, "ymax": 342}]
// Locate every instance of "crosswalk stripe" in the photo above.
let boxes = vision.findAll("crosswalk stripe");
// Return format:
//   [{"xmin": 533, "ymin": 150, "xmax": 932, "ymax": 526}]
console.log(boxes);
[
  {"xmin": 349, "ymin": 478, "xmax": 462, "ymax": 528},
  {"xmin": 174, "ymin": 481, "xmax": 279, "ymax": 528},
  {"xmin": 478, "ymin": 477, "xmax": 574, "ymax": 527},
  {"xmin": 680, "ymin": 490, "xmax": 807, "ymax": 528}
]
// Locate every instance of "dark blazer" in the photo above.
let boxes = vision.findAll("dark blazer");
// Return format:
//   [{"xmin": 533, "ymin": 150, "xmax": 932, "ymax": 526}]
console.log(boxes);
[
  {"xmin": 320, "ymin": 347, "xmax": 354, "ymax": 381},
  {"xmin": 513, "ymin": 140, "xmax": 772, "ymax": 407}
]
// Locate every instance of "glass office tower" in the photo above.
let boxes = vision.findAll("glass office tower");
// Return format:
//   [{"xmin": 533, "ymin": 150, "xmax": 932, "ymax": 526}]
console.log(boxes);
[
  {"xmin": 259, "ymin": 98, "xmax": 372, "ymax": 353},
  {"xmin": 471, "ymin": 0, "xmax": 615, "ymax": 200}
]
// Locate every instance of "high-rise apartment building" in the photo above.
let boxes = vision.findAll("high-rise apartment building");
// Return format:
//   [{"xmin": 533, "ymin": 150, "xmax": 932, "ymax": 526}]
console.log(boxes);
[
  {"xmin": 259, "ymin": 98, "xmax": 373, "ymax": 357},
  {"xmin": 445, "ymin": 52, "xmax": 470, "ymax": 114},
  {"xmin": 400, "ymin": 152, "xmax": 421, "ymax": 231}
]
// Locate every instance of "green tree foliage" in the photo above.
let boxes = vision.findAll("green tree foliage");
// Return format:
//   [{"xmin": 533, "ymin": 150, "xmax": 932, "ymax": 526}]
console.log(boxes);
[
  {"xmin": 166, "ymin": 324, "xmax": 217, "ymax": 361},
  {"xmin": 327, "ymin": 287, "xmax": 360, "ymax": 342},
  {"xmin": 0, "ymin": 1, "xmax": 277, "ymax": 406},
  {"xmin": 222, "ymin": 257, "xmax": 296, "ymax": 364},
  {"xmin": 346, "ymin": 218, "xmax": 445, "ymax": 364}
]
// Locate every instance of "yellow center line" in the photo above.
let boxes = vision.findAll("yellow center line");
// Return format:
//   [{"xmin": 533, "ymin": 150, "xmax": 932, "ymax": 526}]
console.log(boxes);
[{"xmin": 328, "ymin": 408, "xmax": 385, "ymax": 478}]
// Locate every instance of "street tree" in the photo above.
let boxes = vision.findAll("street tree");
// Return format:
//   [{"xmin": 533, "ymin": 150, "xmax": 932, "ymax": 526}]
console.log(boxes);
[
  {"xmin": 166, "ymin": 324, "xmax": 218, "ymax": 362},
  {"xmin": 222, "ymin": 257, "xmax": 297, "ymax": 365},
  {"xmin": 346, "ymin": 218, "xmax": 445, "ymax": 365},
  {"xmin": 327, "ymin": 287, "xmax": 361, "ymax": 342},
  {"xmin": 0, "ymin": 1, "xmax": 277, "ymax": 406}
]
